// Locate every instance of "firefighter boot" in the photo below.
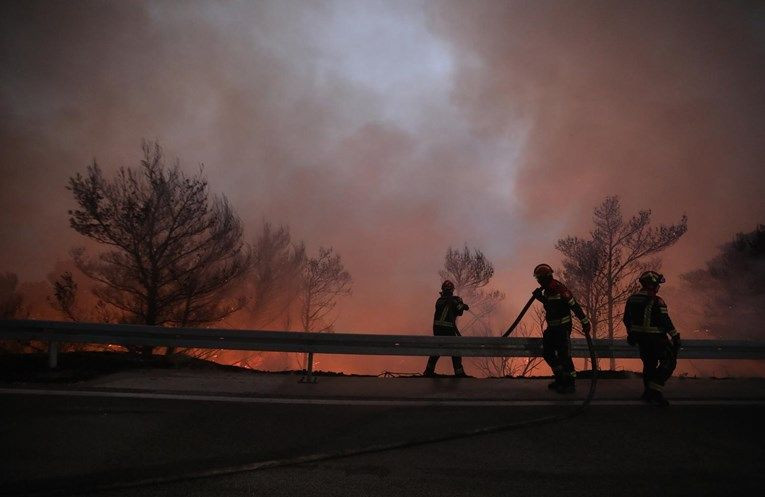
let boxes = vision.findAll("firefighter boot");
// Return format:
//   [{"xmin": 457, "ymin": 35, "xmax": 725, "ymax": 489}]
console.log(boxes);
[
  {"xmin": 556, "ymin": 378, "xmax": 576, "ymax": 394},
  {"xmin": 647, "ymin": 389, "xmax": 669, "ymax": 407},
  {"xmin": 423, "ymin": 357, "xmax": 439, "ymax": 377},
  {"xmin": 555, "ymin": 371, "xmax": 576, "ymax": 394},
  {"xmin": 548, "ymin": 367, "xmax": 563, "ymax": 390}
]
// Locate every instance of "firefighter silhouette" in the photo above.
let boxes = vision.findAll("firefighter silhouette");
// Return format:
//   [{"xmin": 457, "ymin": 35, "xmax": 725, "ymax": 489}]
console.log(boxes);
[
  {"xmin": 423, "ymin": 280, "xmax": 469, "ymax": 377},
  {"xmin": 531, "ymin": 264, "xmax": 591, "ymax": 394},
  {"xmin": 624, "ymin": 271, "xmax": 681, "ymax": 406}
]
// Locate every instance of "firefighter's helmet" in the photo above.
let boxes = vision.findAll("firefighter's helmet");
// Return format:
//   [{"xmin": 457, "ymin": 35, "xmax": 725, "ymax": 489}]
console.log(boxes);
[
  {"xmin": 533, "ymin": 264, "xmax": 554, "ymax": 279},
  {"xmin": 639, "ymin": 271, "xmax": 665, "ymax": 287},
  {"xmin": 441, "ymin": 280, "xmax": 455, "ymax": 292}
]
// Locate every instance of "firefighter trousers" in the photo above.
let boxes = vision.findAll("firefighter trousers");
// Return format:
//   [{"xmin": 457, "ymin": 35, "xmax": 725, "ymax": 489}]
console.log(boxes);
[
  {"xmin": 636, "ymin": 333, "xmax": 677, "ymax": 391},
  {"xmin": 542, "ymin": 325, "xmax": 575, "ymax": 384},
  {"xmin": 425, "ymin": 325, "xmax": 463, "ymax": 374}
]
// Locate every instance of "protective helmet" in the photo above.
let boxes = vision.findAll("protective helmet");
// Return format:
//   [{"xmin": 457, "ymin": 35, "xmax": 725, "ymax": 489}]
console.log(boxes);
[
  {"xmin": 533, "ymin": 263, "xmax": 554, "ymax": 279},
  {"xmin": 441, "ymin": 280, "xmax": 455, "ymax": 292},
  {"xmin": 639, "ymin": 271, "xmax": 665, "ymax": 287}
]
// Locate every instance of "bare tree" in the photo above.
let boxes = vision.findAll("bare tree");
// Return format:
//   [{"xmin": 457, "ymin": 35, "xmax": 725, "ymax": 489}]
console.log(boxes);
[
  {"xmin": 556, "ymin": 196, "xmax": 687, "ymax": 369},
  {"xmin": 294, "ymin": 247, "xmax": 351, "ymax": 370},
  {"xmin": 223, "ymin": 222, "xmax": 307, "ymax": 368},
  {"xmin": 67, "ymin": 141, "xmax": 251, "ymax": 352},
  {"xmin": 299, "ymin": 247, "xmax": 352, "ymax": 332},
  {"xmin": 439, "ymin": 245, "xmax": 493, "ymax": 295},
  {"xmin": 439, "ymin": 245, "xmax": 505, "ymax": 334},
  {"xmin": 555, "ymin": 239, "xmax": 607, "ymax": 371},
  {"xmin": 472, "ymin": 306, "xmax": 545, "ymax": 378},
  {"xmin": 439, "ymin": 245, "xmax": 506, "ymax": 377},
  {"xmin": 243, "ymin": 222, "xmax": 306, "ymax": 328}
]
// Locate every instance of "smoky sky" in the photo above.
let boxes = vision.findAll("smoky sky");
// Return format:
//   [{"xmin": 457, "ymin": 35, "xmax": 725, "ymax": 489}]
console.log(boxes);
[{"xmin": 1, "ymin": 0, "xmax": 764, "ymax": 333}]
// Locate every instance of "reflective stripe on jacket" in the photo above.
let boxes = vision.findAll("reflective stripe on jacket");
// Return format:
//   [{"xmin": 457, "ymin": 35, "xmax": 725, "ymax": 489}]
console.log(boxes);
[
  {"xmin": 539, "ymin": 279, "xmax": 589, "ymax": 328},
  {"xmin": 623, "ymin": 291, "xmax": 678, "ymax": 337},
  {"xmin": 433, "ymin": 294, "xmax": 466, "ymax": 330}
]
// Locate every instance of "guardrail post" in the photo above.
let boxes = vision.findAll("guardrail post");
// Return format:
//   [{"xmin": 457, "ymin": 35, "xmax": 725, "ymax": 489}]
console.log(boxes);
[
  {"xmin": 48, "ymin": 341, "xmax": 59, "ymax": 369},
  {"xmin": 300, "ymin": 352, "xmax": 317, "ymax": 383}
]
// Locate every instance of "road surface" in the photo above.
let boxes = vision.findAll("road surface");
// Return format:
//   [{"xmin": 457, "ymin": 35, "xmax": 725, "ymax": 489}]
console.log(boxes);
[{"xmin": 2, "ymin": 371, "xmax": 764, "ymax": 496}]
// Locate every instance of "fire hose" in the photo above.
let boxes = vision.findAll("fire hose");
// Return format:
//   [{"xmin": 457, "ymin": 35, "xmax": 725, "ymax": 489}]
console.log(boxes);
[
  {"xmin": 20, "ymin": 294, "xmax": 598, "ymax": 497},
  {"xmin": 502, "ymin": 294, "xmax": 537, "ymax": 337},
  {"xmin": 498, "ymin": 289, "xmax": 598, "ymax": 411}
]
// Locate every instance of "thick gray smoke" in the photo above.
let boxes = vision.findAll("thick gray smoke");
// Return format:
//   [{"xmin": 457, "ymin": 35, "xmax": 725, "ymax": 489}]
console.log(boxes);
[
  {"xmin": 1, "ymin": 1, "xmax": 763, "ymax": 345},
  {"xmin": 427, "ymin": 0, "xmax": 765, "ymax": 272}
]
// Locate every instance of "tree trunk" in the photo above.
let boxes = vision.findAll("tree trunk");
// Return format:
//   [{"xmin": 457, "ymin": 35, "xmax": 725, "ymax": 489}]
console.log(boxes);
[
  {"xmin": 607, "ymin": 237, "xmax": 616, "ymax": 370},
  {"xmin": 142, "ymin": 283, "xmax": 158, "ymax": 358},
  {"xmin": 607, "ymin": 295, "xmax": 615, "ymax": 370},
  {"xmin": 591, "ymin": 321, "xmax": 600, "ymax": 371}
]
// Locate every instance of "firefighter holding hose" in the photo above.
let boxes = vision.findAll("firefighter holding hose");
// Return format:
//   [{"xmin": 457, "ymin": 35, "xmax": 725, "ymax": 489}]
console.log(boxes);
[
  {"xmin": 423, "ymin": 280, "xmax": 469, "ymax": 378},
  {"xmin": 532, "ymin": 264, "xmax": 591, "ymax": 394}
]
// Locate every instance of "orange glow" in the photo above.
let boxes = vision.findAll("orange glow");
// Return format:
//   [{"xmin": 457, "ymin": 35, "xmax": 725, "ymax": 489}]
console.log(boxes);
[{"xmin": 2, "ymin": 2, "xmax": 763, "ymax": 378}]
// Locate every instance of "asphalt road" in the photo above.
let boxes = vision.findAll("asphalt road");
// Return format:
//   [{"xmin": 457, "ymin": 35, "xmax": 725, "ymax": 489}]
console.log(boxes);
[{"xmin": 2, "ymin": 392, "xmax": 764, "ymax": 497}]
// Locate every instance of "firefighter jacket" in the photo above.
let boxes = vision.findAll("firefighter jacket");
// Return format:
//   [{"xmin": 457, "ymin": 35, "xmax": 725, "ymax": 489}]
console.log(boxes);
[
  {"xmin": 623, "ymin": 290, "xmax": 678, "ymax": 338},
  {"xmin": 535, "ymin": 279, "xmax": 590, "ymax": 328},
  {"xmin": 433, "ymin": 294, "xmax": 467, "ymax": 330}
]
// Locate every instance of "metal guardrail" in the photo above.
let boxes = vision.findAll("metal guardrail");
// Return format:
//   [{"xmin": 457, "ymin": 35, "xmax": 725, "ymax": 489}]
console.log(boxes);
[{"xmin": 2, "ymin": 319, "xmax": 764, "ymax": 379}]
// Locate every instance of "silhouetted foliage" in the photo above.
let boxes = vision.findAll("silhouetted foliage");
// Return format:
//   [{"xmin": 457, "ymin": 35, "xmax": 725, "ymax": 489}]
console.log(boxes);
[
  {"xmin": 67, "ymin": 141, "xmax": 251, "ymax": 336},
  {"xmin": 0, "ymin": 272, "xmax": 24, "ymax": 319},
  {"xmin": 40, "ymin": 270, "xmax": 125, "ymax": 353},
  {"xmin": 243, "ymin": 222, "xmax": 306, "ymax": 328},
  {"xmin": 299, "ymin": 247, "xmax": 352, "ymax": 332},
  {"xmin": 439, "ymin": 245, "xmax": 507, "ymax": 377},
  {"xmin": 49, "ymin": 271, "xmax": 78, "ymax": 321},
  {"xmin": 439, "ymin": 245, "xmax": 505, "ymax": 326},
  {"xmin": 440, "ymin": 245, "xmax": 494, "ymax": 293},
  {"xmin": 472, "ymin": 307, "xmax": 545, "ymax": 378},
  {"xmin": 48, "ymin": 271, "xmax": 115, "ymax": 323},
  {"xmin": 681, "ymin": 224, "xmax": 765, "ymax": 339},
  {"xmin": 556, "ymin": 196, "xmax": 687, "ymax": 369},
  {"xmin": 0, "ymin": 272, "xmax": 33, "ymax": 353}
]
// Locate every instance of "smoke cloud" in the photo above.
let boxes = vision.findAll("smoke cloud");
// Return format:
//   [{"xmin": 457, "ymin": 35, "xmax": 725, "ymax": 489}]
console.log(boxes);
[
  {"xmin": 427, "ymin": 0, "xmax": 765, "ymax": 269},
  {"xmin": 2, "ymin": 0, "xmax": 763, "ymax": 356}
]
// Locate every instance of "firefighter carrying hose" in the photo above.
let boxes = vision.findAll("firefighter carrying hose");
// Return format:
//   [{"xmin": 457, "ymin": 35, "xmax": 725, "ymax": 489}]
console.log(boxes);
[
  {"xmin": 423, "ymin": 280, "xmax": 469, "ymax": 377},
  {"xmin": 532, "ymin": 264, "xmax": 591, "ymax": 394},
  {"xmin": 623, "ymin": 271, "xmax": 681, "ymax": 407}
]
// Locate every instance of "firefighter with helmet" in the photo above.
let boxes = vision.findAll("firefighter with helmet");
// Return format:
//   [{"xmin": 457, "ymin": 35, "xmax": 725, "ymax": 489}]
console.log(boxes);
[
  {"xmin": 423, "ymin": 280, "xmax": 470, "ymax": 377},
  {"xmin": 532, "ymin": 263, "xmax": 591, "ymax": 394},
  {"xmin": 623, "ymin": 271, "xmax": 680, "ymax": 406}
]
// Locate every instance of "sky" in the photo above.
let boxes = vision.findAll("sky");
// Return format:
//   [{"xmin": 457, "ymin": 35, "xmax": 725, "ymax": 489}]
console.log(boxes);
[{"xmin": 1, "ymin": 0, "xmax": 764, "ymax": 344}]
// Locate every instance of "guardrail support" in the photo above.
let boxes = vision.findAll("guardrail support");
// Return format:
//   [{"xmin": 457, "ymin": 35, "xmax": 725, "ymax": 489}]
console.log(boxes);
[
  {"xmin": 48, "ymin": 341, "xmax": 59, "ymax": 369},
  {"xmin": 300, "ymin": 352, "xmax": 317, "ymax": 383}
]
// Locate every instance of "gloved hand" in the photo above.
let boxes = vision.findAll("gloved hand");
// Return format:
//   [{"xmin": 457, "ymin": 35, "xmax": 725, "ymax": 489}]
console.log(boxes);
[
  {"xmin": 671, "ymin": 334, "xmax": 681, "ymax": 353},
  {"xmin": 532, "ymin": 288, "xmax": 545, "ymax": 301},
  {"xmin": 582, "ymin": 322, "xmax": 591, "ymax": 335},
  {"xmin": 627, "ymin": 334, "xmax": 637, "ymax": 346}
]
